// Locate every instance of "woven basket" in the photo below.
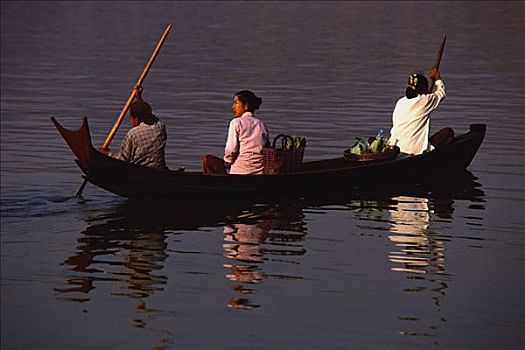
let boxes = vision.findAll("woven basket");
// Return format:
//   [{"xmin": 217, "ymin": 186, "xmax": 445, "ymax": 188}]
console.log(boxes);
[
  {"xmin": 263, "ymin": 134, "xmax": 305, "ymax": 174},
  {"xmin": 343, "ymin": 145, "xmax": 400, "ymax": 162}
]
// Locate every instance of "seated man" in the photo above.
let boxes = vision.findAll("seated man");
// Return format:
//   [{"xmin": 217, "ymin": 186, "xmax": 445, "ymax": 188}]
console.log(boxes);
[
  {"xmin": 388, "ymin": 67, "xmax": 446, "ymax": 155},
  {"xmin": 105, "ymin": 85, "xmax": 168, "ymax": 169}
]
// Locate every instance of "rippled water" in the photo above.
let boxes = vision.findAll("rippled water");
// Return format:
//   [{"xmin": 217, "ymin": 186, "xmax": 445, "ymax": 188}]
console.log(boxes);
[{"xmin": 1, "ymin": 2, "xmax": 524, "ymax": 349}]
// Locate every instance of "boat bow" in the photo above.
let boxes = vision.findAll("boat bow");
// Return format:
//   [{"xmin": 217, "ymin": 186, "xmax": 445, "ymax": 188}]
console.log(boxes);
[{"xmin": 51, "ymin": 117, "xmax": 94, "ymax": 170}]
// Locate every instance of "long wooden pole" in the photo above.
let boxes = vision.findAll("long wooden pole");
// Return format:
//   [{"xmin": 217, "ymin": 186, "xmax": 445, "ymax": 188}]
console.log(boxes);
[
  {"xmin": 433, "ymin": 35, "xmax": 447, "ymax": 70},
  {"xmin": 75, "ymin": 24, "xmax": 172, "ymax": 197},
  {"xmin": 102, "ymin": 24, "xmax": 172, "ymax": 149},
  {"xmin": 428, "ymin": 35, "xmax": 446, "ymax": 92}
]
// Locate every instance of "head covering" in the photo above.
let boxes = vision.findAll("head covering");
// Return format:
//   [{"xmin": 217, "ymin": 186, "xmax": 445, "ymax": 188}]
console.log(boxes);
[
  {"xmin": 130, "ymin": 100, "xmax": 152, "ymax": 122},
  {"xmin": 406, "ymin": 73, "xmax": 428, "ymax": 95}
]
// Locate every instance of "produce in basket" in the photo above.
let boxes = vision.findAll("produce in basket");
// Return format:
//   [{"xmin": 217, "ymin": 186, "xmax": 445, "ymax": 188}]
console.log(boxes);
[
  {"xmin": 349, "ymin": 138, "xmax": 370, "ymax": 155},
  {"xmin": 285, "ymin": 136, "xmax": 308, "ymax": 151},
  {"xmin": 369, "ymin": 136, "xmax": 384, "ymax": 153},
  {"xmin": 264, "ymin": 134, "xmax": 306, "ymax": 174},
  {"xmin": 343, "ymin": 128, "xmax": 399, "ymax": 162},
  {"xmin": 347, "ymin": 129, "xmax": 388, "ymax": 155}
]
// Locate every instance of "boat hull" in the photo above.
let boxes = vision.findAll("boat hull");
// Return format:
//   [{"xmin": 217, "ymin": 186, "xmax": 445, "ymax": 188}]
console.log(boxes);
[{"xmin": 52, "ymin": 117, "xmax": 486, "ymax": 199}]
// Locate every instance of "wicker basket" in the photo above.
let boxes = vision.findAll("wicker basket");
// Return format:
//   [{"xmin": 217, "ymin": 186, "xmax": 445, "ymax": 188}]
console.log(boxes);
[
  {"xmin": 343, "ymin": 145, "xmax": 400, "ymax": 162},
  {"xmin": 263, "ymin": 134, "xmax": 305, "ymax": 174}
]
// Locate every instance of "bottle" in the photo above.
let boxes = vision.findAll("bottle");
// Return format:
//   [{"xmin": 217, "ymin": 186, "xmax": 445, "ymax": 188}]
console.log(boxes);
[{"xmin": 370, "ymin": 129, "xmax": 384, "ymax": 153}]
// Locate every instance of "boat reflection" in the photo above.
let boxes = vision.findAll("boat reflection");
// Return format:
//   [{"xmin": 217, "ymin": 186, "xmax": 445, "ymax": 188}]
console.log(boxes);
[
  {"xmin": 55, "ymin": 198, "xmax": 308, "ymax": 318},
  {"xmin": 56, "ymin": 229, "xmax": 168, "ymax": 299},
  {"xmin": 54, "ymin": 170, "xmax": 485, "ymax": 342},
  {"xmin": 54, "ymin": 203, "xmax": 172, "ymax": 302},
  {"xmin": 385, "ymin": 171, "xmax": 485, "ymax": 276},
  {"xmin": 383, "ymin": 173, "xmax": 485, "ymax": 340},
  {"xmin": 54, "ymin": 198, "xmax": 264, "ymax": 347},
  {"xmin": 54, "ymin": 196, "xmax": 255, "ymax": 298},
  {"xmin": 54, "ymin": 203, "xmax": 173, "ymax": 346},
  {"xmin": 222, "ymin": 205, "xmax": 307, "ymax": 309}
]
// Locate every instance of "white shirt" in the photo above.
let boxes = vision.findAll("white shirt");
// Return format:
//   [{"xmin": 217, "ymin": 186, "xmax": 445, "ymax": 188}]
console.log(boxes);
[
  {"xmin": 388, "ymin": 80, "xmax": 446, "ymax": 155},
  {"xmin": 224, "ymin": 112, "xmax": 269, "ymax": 175}
]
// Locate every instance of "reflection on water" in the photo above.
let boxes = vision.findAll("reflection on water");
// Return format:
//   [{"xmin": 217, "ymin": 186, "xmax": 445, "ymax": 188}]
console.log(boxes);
[
  {"xmin": 387, "ymin": 195, "xmax": 448, "ymax": 339},
  {"xmin": 54, "ymin": 200, "xmax": 173, "ymax": 299},
  {"xmin": 56, "ymin": 230, "xmax": 168, "ymax": 301},
  {"xmin": 222, "ymin": 205, "xmax": 306, "ymax": 309},
  {"xmin": 387, "ymin": 173, "xmax": 486, "ymax": 275},
  {"xmin": 1, "ymin": 1, "xmax": 522, "ymax": 348},
  {"xmin": 52, "ymin": 172, "xmax": 486, "ymax": 345},
  {"xmin": 53, "ymin": 202, "xmax": 177, "ymax": 348},
  {"xmin": 388, "ymin": 196, "xmax": 443, "ymax": 275},
  {"xmin": 55, "ymin": 199, "xmax": 309, "ymax": 315},
  {"xmin": 347, "ymin": 172, "xmax": 485, "ymax": 340}
]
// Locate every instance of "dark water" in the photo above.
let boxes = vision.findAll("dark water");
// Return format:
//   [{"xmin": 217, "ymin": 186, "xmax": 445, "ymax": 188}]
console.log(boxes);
[{"xmin": 1, "ymin": 2, "xmax": 524, "ymax": 349}]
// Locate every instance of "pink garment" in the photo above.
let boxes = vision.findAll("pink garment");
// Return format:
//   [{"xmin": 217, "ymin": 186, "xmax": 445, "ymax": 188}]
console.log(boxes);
[
  {"xmin": 224, "ymin": 112, "xmax": 269, "ymax": 175},
  {"xmin": 388, "ymin": 80, "xmax": 446, "ymax": 155}
]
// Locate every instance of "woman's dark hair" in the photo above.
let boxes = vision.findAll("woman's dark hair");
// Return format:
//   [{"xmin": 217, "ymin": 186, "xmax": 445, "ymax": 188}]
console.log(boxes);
[
  {"xmin": 235, "ymin": 90, "xmax": 262, "ymax": 112},
  {"xmin": 405, "ymin": 73, "xmax": 428, "ymax": 99}
]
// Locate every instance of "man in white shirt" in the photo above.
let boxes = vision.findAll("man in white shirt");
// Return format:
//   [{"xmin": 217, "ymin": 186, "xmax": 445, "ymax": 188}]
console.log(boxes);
[{"xmin": 388, "ymin": 67, "xmax": 446, "ymax": 155}]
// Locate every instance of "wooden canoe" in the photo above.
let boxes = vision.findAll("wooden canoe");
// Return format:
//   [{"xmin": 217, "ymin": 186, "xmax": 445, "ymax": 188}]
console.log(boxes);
[{"xmin": 51, "ymin": 117, "xmax": 486, "ymax": 199}]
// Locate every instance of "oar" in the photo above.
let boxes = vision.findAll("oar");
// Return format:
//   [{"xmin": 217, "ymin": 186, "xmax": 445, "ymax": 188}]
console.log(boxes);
[
  {"xmin": 428, "ymin": 34, "xmax": 447, "ymax": 92},
  {"xmin": 75, "ymin": 24, "xmax": 172, "ymax": 197}
]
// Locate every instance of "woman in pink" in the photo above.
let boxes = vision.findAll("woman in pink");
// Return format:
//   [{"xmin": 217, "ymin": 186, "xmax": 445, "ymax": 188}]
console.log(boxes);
[{"xmin": 223, "ymin": 90, "xmax": 270, "ymax": 174}]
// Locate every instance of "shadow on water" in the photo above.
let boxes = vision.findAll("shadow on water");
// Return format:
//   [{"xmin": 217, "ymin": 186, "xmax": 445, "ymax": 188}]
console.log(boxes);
[{"xmin": 54, "ymin": 170, "xmax": 485, "ymax": 344}]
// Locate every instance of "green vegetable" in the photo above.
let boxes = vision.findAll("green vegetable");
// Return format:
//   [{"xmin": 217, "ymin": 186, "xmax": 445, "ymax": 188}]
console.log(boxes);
[
  {"xmin": 369, "ymin": 137, "xmax": 384, "ymax": 153},
  {"xmin": 294, "ymin": 136, "xmax": 307, "ymax": 149},
  {"xmin": 286, "ymin": 136, "xmax": 307, "ymax": 150},
  {"xmin": 346, "ymin": 129, "xmax": 390, "ymax": 156},
  {"xmin": 349, "ymin": 137, "xmax": 370, "ymax": 155}
]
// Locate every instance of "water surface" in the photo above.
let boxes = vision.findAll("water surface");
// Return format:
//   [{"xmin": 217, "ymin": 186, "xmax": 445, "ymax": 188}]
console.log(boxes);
[{"xmin": 1, "ymin": 2, "xmax": 524, "ymax": 349}]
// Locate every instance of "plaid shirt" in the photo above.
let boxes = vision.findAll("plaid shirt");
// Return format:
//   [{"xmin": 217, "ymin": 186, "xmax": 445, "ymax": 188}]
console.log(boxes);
[{"xmin": 111, "ymin": 117, "xmax": 167, "ymax": 169}]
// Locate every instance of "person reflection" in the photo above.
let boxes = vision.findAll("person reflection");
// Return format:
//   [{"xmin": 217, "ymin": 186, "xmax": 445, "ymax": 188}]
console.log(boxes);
[
  {"xmin": 55, "ymin": 206, "xmax": 169, "ymax": 330},
  {"xmin": 223, "ymin": 223, "xmax": 266, "ymax": 310},
  {"xmin": 224, "ymin": 223, "xmax": 268, "ymax": 264},
  {"xmin": 386, "ymin": 195, "xmax": 452, "ymax": 340},
  {"xmin": 384, "ymin": 173, "xmax": 485, "ymax": 340},
  {"xmin": 387, "ymin": 196, "xmax": 445, "ymax": 275},
  {"xmin": 57, "ymin": 228, "xmax": 168, "ymax": 295},
  {"xmin": 222, "ymin": 206, "xmax": 307, "ymax": 310}
]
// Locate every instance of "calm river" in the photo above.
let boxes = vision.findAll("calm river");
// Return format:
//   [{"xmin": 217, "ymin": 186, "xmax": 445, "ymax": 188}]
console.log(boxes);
[{"xmin": 1, "ymin": 2, "xmax": 524, "ymax": 349}]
